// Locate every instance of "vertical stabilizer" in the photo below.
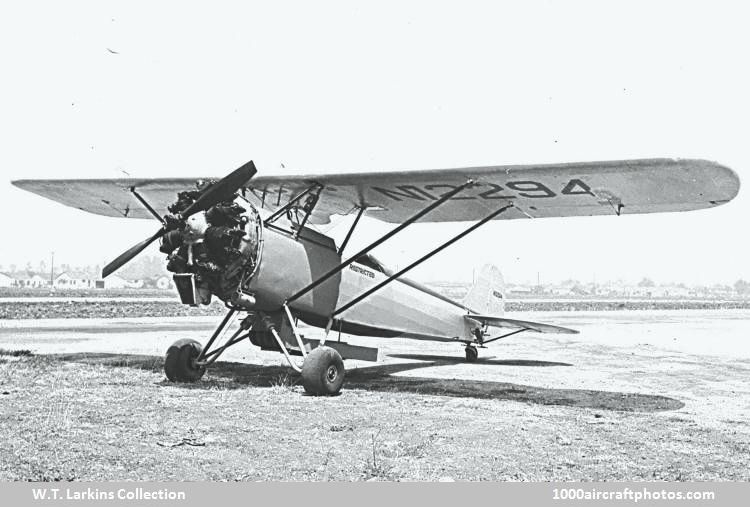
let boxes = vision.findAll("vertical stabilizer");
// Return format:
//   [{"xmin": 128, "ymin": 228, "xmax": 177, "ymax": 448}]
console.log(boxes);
[{"xmin": 463, "ymin": 264, "xmax": 505, "ymax": 315}]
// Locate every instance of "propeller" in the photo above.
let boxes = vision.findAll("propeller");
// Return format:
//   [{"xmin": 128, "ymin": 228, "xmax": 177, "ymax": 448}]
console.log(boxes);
[
  {"xmin": 102, "ymin": 230, "xmax": 165, "ymax": 278},
  {"xmin": 102, "ymin": 160, "xmax": 257, "ymax": 278}
]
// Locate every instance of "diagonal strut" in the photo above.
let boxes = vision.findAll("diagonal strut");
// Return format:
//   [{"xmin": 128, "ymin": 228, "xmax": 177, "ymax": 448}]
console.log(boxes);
[{"xmin": 332, "ymin": 202, "xmax": 515, "ymax": 317}]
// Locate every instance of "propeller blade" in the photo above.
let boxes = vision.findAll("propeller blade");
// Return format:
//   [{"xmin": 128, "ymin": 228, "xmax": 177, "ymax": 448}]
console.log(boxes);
[
  {"xmin": 102, "ymin": 228, "xmax": 165, "ymax": 278},
  {"xmin": 103, "ymin": 161, "xmax": 258, "ymax": 278},
  {"xmin": 181, "ymin": 160, "xmax": 257, "ymax": 218}
]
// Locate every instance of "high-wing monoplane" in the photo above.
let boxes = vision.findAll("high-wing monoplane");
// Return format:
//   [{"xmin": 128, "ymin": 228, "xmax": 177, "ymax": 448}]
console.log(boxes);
[{"xmin": 12, "ymin": 158, "xmax": 740, "ymax": 395}]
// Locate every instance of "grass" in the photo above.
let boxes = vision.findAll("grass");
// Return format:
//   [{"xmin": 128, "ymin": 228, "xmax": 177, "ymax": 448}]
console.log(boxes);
[
  {"xmin": 0, "ymin": 287, "xmax": 174, "ymax": 298},
  {"xmin": 361, "ymin": 429, "xmax": 391, "ymax": 480},
  {"xmin": 268, "ymin": 373, "xmax": 298, "ymax": 393},
  {"xmin": 3, "ymin": 298, "xmax": 750, "ymax": 320},
  {"xmin": 0, "ymin": 348, "xmax": 33, "ymax": 357},
  {"xmin": 1, "ymin": 353, "xmax": 749, "ymax": 481}
]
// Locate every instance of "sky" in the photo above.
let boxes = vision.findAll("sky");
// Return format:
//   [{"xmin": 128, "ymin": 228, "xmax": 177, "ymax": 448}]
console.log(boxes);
[{"xmin": 0, "ymin": 1, "xmax": 748, "ymax": 285}]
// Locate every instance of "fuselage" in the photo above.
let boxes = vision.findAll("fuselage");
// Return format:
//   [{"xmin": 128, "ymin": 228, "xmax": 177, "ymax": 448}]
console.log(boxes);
[
  {"xmin": 167, "ymin": 195, "xmax": 477, "ymax": 342},
  {"xmin": 244, "ymin": 219, "xmax": 475, "ymax": 342}
]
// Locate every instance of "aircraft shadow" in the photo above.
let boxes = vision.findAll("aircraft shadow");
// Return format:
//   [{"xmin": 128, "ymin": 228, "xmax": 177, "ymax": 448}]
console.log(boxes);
[
  {"xmin": 49, "ymin": 352, "xmax": 683, "ymax": 413},
  {"xmin": 387, "ymin": 353, "xmax": 573, "ymax": 367}
]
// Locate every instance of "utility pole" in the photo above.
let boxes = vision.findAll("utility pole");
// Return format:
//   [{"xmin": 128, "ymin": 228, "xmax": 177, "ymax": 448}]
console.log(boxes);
[
  {"xmin": 50, "ymin": 251, "xmax": 54, "ymax": 288},
  {"xmin": 593, "ymin": 272, "xmax": 597, "ymax": 295}
]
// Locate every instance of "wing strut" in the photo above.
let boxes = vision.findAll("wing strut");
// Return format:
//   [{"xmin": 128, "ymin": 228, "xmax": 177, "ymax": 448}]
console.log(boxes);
[
  {"xmin": 338, "ymin": 206, "xmax": 366, "ymax": 255},
  {"xmin": 285, "ymin": 179, "xmax": 476, "ymax": 305},
  {"xmin": 331, "ymin": 202, "xmax": 515, "ymax": 317}
]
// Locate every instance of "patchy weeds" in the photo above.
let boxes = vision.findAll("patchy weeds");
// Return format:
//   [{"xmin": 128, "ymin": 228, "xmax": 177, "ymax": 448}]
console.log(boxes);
[{"xmin": 1, "ymin": 352, "xmax": 749, "ymax": 481}]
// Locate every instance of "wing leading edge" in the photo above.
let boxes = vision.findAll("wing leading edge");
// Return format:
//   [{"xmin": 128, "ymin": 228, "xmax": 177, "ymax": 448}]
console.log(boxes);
[
  {"xmin": 464, "ymin": 314, "xmax": 579, "ymax": 334},
  {"xmin": 11, "ymin": 158, "xmax": 739, "ymax": 224}
]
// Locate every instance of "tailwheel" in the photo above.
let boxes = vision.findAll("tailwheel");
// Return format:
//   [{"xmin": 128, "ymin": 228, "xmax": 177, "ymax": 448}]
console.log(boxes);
[
  {"xmin": 164, "ymin": 338, "xmax": 206, "ymax": 382},
  {"xmin": 301, "ymin": 346, "xmax": 345, "ymax": 396},
  {"xmin": 465, "ymin": 344, "xmax": 479, "ymax": 363}
]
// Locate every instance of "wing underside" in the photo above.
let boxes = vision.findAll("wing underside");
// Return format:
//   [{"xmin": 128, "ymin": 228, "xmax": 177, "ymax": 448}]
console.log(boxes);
[{"xmin": 11, "ymin": 158, "xmax": 739, "ymax": 224}]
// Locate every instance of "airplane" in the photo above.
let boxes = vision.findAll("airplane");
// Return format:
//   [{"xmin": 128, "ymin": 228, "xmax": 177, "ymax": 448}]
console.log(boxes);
[{"xmin": 12, "ymin": 158, "xmax": 740, "ymax": 395}]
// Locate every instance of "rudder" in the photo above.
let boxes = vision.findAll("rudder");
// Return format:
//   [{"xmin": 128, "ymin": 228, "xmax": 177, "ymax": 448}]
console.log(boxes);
[{"xmin": 463, "ymin": 264, "xmax": 505, "ymax": 315}]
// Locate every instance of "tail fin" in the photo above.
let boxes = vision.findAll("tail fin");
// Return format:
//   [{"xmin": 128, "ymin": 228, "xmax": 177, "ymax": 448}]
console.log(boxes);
[{"xmin": 463, "ymin": 264, "xmax": 505, "ymax": 315}]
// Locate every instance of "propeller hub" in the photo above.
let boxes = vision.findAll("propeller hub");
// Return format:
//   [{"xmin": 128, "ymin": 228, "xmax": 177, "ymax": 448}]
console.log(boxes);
[{"xmin": 183, "ymin": 213, "xmax": 209, "ymax": 244}]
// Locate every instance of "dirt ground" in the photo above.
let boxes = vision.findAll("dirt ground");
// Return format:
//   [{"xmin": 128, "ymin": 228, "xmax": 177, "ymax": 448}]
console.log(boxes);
[{"xmin": 0, "ymin": 310, "xmax": 749, "ymax": 481}]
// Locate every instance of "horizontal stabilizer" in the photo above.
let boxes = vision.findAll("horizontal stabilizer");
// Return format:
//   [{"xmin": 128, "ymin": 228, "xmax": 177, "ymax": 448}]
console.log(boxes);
[{"xmin": 465, "ymin": 314, "xmax": 578, "ymax": 334}]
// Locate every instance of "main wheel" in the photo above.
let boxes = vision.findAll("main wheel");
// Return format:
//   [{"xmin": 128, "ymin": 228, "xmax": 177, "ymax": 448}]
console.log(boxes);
[
  {"xmin": 301, "ymin": 346, "xmax": 345, "ymax": 396},
  {"xmin": 465, "ymin": 345, "xmax": 479, "ymax": 363},
  {"xmin": 164, "ymin": 338, "xmax": 206, "ymax": 382}
]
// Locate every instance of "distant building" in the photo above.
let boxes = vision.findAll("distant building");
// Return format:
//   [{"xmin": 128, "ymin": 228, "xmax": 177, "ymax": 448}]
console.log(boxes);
[
  {"xmin": 155, "ymin": 276, "xmax": 173, "ymax": 290},
  {"xmin": 54, "ymin": 271, "xmax": 95, "ymax": 289},
  {"xmin": 11, "ymin": 271, "xmax": 48, "ymax": 288},
  {"xmin": 657, "ymin": 286, "xmax": 692, "ymax": 298},
  {"xmin": 102, "ymin": 274, "xmax": 135, "ymax": 289},
  {"xmin": 549, "ymin": 287, "xmax": 575, "ymax": 296},
  {"xmin": 0, "ymin": 272, "xmax": 14, "ymax": 288},
  {"xmin": 507, "ymin": 285, "xmax": 534, "ymax": 296}
]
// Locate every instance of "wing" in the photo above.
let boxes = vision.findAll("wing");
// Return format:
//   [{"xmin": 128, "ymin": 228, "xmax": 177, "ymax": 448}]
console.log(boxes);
[
  {"xmin": 465, "ymin": 314, "xmax": 578, "ymax": 334},
  {"xmin": 11, "ymin": 158, "xmax": 739, "ymax": 224}
]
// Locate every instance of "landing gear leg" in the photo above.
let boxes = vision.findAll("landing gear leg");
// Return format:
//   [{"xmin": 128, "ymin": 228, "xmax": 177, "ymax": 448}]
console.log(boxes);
[
  {"xmin": 164, "ymin": 310, "xmax": 253, "ymax": 383},
  {"xmin": 465, "ymin": 344, "xmax": 479, "ymax": 363}
]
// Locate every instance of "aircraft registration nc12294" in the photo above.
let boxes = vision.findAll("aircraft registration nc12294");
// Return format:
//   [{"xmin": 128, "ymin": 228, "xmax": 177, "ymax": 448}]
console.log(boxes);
[{"xmin": 12, "ymin": 158, "xmax": 740, "ymax": 395}]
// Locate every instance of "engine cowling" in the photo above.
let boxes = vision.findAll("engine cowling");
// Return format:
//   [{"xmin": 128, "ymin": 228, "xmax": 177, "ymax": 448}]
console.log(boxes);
[{"xmin": 161, "ymin": 193, "xmax": 262, "ymax": 305}]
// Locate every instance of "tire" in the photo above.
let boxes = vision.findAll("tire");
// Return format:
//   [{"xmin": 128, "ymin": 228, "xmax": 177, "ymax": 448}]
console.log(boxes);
[
  {"xmin": 465, "ymin": 345, "xmax": 479, "ymax": 363},
  {"xmin": 164, "ymin": 339, "xmax": 206, "ymax": 382},
  {"xmin": 301, "ymin": 346, "xmax": 345, "ymax": 396}
]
